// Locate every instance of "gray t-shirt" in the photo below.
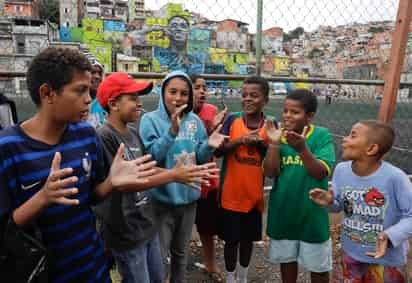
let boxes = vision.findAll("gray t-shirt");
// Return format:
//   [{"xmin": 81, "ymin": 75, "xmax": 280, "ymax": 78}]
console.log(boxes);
[{"xmin": 97, "ymin": 123, "xmax": 157, "ymax": 252}]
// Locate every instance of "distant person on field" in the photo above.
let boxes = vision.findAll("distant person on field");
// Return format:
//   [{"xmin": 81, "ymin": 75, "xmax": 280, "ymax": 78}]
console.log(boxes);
[
  {"xmin": 264, "ymin": 89, "xmax": 335, "ymax": 283},
  {"xmin": 85, "ymin": 56, "xmax": 106, "ymax": 129},
  {"xmin": 0, "ymin": 93, "xmax": 18, "ymax": 130},
  {"xmin": 325, "ymin": 86, "xmax": 332, "ymax": 105},
  {"xmin": 310, "ymin": 120, "xmax": 412, "ymax": 283}
]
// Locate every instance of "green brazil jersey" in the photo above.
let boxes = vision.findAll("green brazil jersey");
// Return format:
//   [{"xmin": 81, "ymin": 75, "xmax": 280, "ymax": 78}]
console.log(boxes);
[{"xmin": 266, "ymin": 125, "xmax": 335, "ymax": 243}]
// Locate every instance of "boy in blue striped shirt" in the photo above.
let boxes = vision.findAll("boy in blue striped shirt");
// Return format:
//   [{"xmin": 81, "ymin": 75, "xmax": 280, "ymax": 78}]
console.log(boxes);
[{"xmin": 0, "ymin": 47, "xmax": 158, "ymax": 283}]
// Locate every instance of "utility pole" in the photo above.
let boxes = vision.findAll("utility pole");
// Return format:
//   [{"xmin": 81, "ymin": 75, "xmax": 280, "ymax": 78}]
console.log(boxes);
[
  {"xmin": 256, "ymin": 0, "xmax": 263, "ymax": 76},
  {"xmin": 378, "ymin": 0, "xmax": 412, "ymax": 122}
]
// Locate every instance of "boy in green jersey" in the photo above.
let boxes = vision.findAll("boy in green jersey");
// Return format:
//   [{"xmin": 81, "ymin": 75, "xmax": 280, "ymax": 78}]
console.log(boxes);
[{"xmin": 263, "ymin": 89, "xmax": 335, "ymax": 283}]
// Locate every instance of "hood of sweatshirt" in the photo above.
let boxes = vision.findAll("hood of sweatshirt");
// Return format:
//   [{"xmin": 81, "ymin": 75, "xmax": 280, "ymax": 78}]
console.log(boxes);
[
  {"xmin": 157, "ymin": 70, "xmax": 194, "ymax": 120},
  {"xmin": 139, "ymin": 71, "xmax": 214, "ymax": 205}
]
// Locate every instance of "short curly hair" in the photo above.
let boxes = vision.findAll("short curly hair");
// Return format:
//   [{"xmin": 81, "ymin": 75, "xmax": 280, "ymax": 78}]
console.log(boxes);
[
  {"xmin": 244, "ymin": 76, "xmax": 269, "ymax": 99},
  {"xmin": 26, "ymin": 47, "xmax": 92, "ymax": 106},
  {"xmin": 286, "ymin": 88, "xmax": 318, "ymax": 114}
]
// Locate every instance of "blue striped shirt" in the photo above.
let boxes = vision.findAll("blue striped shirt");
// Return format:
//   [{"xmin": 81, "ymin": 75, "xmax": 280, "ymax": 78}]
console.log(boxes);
[{"xmin": 0, "ymin": 123, "xmax": 111, "ymax": 283}]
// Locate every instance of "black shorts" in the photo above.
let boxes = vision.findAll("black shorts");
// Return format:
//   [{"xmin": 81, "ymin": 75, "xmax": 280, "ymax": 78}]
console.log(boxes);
[
  {"xmin": 195, "ymin": 190, "xmax": 220, "ymax": 236},
  {"xmin": 218, "ymin": 208, "xmax": 262, "ymax": 242}
]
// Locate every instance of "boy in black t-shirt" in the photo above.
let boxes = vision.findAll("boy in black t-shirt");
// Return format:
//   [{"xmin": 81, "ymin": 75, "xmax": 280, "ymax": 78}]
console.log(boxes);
[{"xmin": 96, "ymin": 72, "xmax": 217, "ymax": 283}]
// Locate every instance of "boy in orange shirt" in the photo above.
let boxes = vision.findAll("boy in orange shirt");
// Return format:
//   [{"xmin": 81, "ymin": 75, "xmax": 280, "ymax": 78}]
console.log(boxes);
[{"xmin": 217, "ymin": 77, "xmax": 273, "ymax": 283}]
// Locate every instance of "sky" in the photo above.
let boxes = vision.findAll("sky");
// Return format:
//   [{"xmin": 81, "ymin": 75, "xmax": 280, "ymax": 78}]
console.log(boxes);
[{"xmin": 146, "ymin": 0, "xmax": 399, "ymax": 33}]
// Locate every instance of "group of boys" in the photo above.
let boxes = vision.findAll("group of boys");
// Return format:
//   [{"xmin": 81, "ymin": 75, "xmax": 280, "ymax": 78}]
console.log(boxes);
[{"xmin": 0, "ymin": 47, "xmax": 411, "ymax": 283}]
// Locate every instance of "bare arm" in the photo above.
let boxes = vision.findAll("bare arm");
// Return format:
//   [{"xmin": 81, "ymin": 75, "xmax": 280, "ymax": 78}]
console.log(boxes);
[
  {"xmin": 215, "ymin": 137, "xmax": 243, "ymax": 157},
  {"xmin": 262, "ymin": 120, "xmax": 282, "ymax": 178},
  {"xmin": 94, "ymin": 145, "xmax": 157, "ymax": 199},
  {"xmin": 285, "ymin": 128, "xmax": 328, "ymax": 180},
  {"xmin": 299, "ymin": 146, "xmax": 328, "ymax": 180},
  {"xmin": 263, "ymin": 144, "xmax": 280, "ymax": 178}
]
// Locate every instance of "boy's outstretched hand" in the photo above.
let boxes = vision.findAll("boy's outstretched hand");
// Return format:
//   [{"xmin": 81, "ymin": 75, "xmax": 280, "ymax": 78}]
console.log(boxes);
[
  {"xmin": 208, "ymin": 124, "xmax": 229, "ymax": 148},
  {"xmin": 40, "ymin": 152, "xmax": 80, "ymax": 206},
  {"xmin": 309, "ymin": 188, "xmax": 334, "ymax": 207},
  {"xmin": 264, "ymin": 120, "xmax": 283, "ymax": 144},
  {"xmin": 174, "ymin": 153, "xmax": 219, "ymax": 190},
  {"xmin": 212, "ymin": 106, "xmax": 228, "ymax": 130},
  {"xmin": 285, "ymin": 126, "xmax": 309, "ymax": 153},
  {"xmin": 110, "ymin": 144, "xmax": 157, "ymax": 189},
  {"xmin": 366, "ymin": 232, "xmax": 388, "ymax": 258}
]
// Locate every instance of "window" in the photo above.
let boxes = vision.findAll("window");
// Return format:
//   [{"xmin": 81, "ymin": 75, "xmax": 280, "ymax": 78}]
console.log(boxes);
[
  {"xmin": 17, "ymin": 42, "xmax": 25, "ymax": 53},
  {"xmin": 124, "ymin": 64, "xmax": 129, "ymax": 71},
  {"xmin": 64, "ymin": 8, "xmax": 68, "ymax": 14},
  {"xmin": 66, "ymin": 22, "xmax": 70, "ymax": 27},
  {"xmin": 16, "ymin": 35, "xmax": 25, "ymax": 54},
  {"xmin": 15, "ymin": 6, "xmax": 22, "ymax": 12}
]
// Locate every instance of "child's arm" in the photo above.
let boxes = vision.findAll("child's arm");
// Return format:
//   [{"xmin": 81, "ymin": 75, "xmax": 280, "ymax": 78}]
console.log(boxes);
[
  {"xmin": 110, "ymin": 154, "xmax": 218, "ymax": 192},
  {"xmin": 139, "ymin": 104, "xmax": 187, "ymax": 163},
  {"xmin": 309, "ymin": 188, "xmax": 333, "ymax": 207},
  {"xmin": 309, "ymin": 163, "xmax": 344, "ymax": 212},
  {"xmin": 197, "ymin": 124, "xmax": 228, "ymax": 164},
  {"xmin": 12, "ymin": 152, "xmax": 79, "ymax": 226},
  {"xmin": 263, "ymin": 120, "xmax": 282, "ymax": 177},
  {"xmin": 286, "ymin": 127, "xmax": 334, "ymax": 180},
  {"xmin": 286, "ymin": 129, "xmax": 328, "ymax": 180},
  {"xmin": 381, "ymin": 173, "xmax": 412, "ymax": 248},
  {"xmin": 93, "ymin": 144, "xmax": 218, "ymax": 198},
  {"xmin": 139, "ymin": 115, "xmax": 177, "ymax": 163},
  {"xmin": 93, "ymin": 144, "xmax": 157, "ymax": 198}
]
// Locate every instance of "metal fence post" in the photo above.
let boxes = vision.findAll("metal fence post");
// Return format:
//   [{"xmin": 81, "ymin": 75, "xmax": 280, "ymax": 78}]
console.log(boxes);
[
  {"xmin": 256, "ymin": 0, "xmax": 263, "ymax": 76},
  {"xmin": 378, "ymin": 0, "xmax": 412, "ymax": 123}
]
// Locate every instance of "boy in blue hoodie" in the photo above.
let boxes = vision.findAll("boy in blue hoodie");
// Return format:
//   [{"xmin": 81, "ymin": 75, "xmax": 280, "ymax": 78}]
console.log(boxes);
[
  {"xmin": 310, "ymin": 120, "xmax": 412, "ymax": 282},
  {"xmin": 96, "ymin": 72, "xmax": 218, "ymax": 283},
  {"xmin": 139, "ymin": 71, "xmax": 227, "ymax": 283}
]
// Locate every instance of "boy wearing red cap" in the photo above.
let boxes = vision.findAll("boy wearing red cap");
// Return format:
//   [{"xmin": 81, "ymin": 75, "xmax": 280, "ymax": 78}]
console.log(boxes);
[{"xmin": 96, "ymin": 72, "xmax": 218, "ymax": 283}]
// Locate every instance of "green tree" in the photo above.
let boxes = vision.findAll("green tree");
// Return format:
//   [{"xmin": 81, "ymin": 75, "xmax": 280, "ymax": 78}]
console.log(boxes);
[{"xmin": 38, "ymin": 0, "xmax": 59, "ymax": 25}]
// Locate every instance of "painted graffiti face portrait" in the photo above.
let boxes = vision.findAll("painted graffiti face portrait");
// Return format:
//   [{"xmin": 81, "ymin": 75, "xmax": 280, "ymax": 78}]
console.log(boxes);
[{"xmin": 168, "ymin": 16, "xmax": 189, "ymax": 44}]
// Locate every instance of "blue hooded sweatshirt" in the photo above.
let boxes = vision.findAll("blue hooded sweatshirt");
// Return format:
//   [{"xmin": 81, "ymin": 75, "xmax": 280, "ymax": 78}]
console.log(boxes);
[{"xmin": 139, "ymin": 71, "xmax": 215, "ymax": 205}]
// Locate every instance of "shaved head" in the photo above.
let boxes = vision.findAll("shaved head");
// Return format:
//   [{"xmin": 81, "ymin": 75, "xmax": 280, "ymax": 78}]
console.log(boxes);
[{"xmin": 360, "ymin": 120, "xmax": 395, "ymax": 157}]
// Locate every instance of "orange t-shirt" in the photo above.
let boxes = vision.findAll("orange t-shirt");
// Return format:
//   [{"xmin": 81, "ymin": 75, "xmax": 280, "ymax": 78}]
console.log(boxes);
[{"xmin": 220, "ymin": 112, "xmax": 268, "ymax": 213}]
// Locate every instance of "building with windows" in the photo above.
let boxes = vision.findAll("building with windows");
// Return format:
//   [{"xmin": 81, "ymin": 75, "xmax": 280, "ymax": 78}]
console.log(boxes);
[
  {"xmin": 128, "ymin": 0, "xmax": 145, "ymax": 21},
  {"xmin": 0, "ymin": 18, "xmax": 58, "ymax": 95},
  {"xmin": 4, "ymin": 0, "xmax": 38, "ymax": 18}
]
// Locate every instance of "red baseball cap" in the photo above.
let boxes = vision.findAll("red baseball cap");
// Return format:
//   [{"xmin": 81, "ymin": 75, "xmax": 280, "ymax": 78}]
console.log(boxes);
[{"xmin": 97, "ymin": 72, "xmax": 153, "ymax": 108}]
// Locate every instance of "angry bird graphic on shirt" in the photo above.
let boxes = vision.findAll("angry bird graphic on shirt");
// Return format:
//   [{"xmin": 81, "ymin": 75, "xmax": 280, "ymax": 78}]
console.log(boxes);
[{"xmin": 363, "ymin": 187, "xmax": 385, "ymax": 207}]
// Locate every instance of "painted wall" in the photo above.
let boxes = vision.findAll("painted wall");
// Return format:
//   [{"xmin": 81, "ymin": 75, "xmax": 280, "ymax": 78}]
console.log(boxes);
[{"xmin": 273, "ymin": 56, "xmax": 289, "ymax": 74}]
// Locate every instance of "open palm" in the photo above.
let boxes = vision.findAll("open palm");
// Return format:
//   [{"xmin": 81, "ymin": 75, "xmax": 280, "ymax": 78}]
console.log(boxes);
[
  {"xmin": 110, "ymin": 144, "xmax": 157, "ymax": 188},
  {"xmin": 213, "ymin": 107, "xmax": 228, "ymax": 130},
  {"xmin": 264, "ymin": 120, "xmax": 283, "ymax": 144},
  {"xmin": 208, "ymin": 124, "xmax": 229, "ymax": 149}
]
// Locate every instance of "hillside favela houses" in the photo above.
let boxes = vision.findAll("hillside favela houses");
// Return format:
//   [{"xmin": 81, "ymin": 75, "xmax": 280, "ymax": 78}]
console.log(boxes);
[{"xmin": 0, "ymin": 1, "xmax": 411, "ymax": 97}]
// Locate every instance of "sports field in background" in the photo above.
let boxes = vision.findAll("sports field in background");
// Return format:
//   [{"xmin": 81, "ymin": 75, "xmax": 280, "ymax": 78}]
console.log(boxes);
[{"xmin": 13, "ymin": 95, "xmax": 412, "ymax": 174}]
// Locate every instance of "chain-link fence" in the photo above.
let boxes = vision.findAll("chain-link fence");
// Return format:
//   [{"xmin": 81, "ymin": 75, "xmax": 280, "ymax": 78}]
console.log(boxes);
[
  {"xmin": 0, "ymin": 0, "xmax": 412, "ymax": 281},
  {"xmin": 1, "ymin": 0, "xmax": 411, "ymax": 173}
]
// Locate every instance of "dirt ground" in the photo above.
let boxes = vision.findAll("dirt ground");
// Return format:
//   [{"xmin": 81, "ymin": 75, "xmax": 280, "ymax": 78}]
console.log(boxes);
[
  {"xmin": 186, "ymin": 212, "xmax": 412, "ymax": 283},
  {"xmin": 112, "ymin": 206, "xmax": 412, "ymax": 282}
]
